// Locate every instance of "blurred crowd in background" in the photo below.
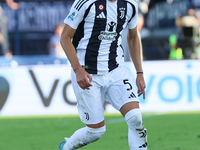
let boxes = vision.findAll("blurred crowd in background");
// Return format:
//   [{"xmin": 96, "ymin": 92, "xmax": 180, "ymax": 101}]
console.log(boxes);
[{"xmin": 0, "ymin": 0, "xmax": 200, "ymax": 61}]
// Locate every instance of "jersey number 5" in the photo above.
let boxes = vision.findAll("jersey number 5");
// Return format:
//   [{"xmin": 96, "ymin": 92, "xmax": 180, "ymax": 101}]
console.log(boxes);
[{"xmin": 123, "ymin": 79, "xmax": 132, "ymax": 91}]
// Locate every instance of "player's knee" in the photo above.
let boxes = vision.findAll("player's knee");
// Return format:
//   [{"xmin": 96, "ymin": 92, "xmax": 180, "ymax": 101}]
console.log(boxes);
[
  {"xmin": 125, "ymin": 109, "xmax": 143, "ymax": 129},
  {"xmin": 86, "ymin": 125, "xmax": 106, "ymax": 142}
]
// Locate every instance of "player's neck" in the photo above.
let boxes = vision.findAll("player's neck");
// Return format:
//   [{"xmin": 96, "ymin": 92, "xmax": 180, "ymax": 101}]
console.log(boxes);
[{"xmin": 108, "ymin": 0, "xmax": 117, "ymax": 2}]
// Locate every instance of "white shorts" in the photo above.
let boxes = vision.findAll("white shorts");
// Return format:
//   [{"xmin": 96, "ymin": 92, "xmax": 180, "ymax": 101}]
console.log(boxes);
[{"xmin": 71, "ymin": 65, "xmax": 139, "ymax": 124}]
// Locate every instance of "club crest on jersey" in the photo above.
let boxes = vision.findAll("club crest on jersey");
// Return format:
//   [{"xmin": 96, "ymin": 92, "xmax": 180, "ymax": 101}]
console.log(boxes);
[
  {"xmin": 98, "ymin": 21, "xmax": 117, "ymax": 41},
  {"xmin": 119, "ymin": 7, "xmax": 125, "ymax": 19},
  {"xmin": 68, "ymin": 11, "xmax": 77, "ymax": 21},
  {"xmin": 99, "ymin": 4, "xmax": 104, "ymax": 10}
]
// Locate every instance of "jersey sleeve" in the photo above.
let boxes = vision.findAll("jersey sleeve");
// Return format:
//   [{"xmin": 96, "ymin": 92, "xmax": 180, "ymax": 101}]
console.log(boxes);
[
  {"xmin": 64, "ymin": 0, "xmax": 89, "ymax": 29},
  {"xmin": 127, "ymin": 0, "xmax": 139, "ymax": 29}
]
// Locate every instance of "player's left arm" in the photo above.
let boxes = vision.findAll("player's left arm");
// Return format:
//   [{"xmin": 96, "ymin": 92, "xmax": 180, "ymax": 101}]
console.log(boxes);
[{"xmin": 127, "ymin": 27, "xmax": 146, "ymax": 99}]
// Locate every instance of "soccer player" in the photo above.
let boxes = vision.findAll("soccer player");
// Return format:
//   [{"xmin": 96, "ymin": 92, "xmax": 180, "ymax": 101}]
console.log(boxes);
[{"xmin": 59, "ymin": 0, "xmax": 147, "ymax": 149}]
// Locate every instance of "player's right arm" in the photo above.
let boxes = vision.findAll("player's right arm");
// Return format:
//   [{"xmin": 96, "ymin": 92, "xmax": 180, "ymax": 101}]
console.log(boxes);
[
  {"xmin": 60, "ymin": 24, "xmax": 79, "ymax": 73},
  {"xmin": 60, "ymin": 24, "xmax": 92, "ymax": 90},
  {"xmin": 61, "ymin": 0, "xmax": 93, "ymax": 90}
]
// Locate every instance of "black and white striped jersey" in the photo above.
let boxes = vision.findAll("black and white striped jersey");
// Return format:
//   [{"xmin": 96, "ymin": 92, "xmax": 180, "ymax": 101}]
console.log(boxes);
[{"xmin": 64, "ymin": 0, "xmax": 138, "ymax": 74}]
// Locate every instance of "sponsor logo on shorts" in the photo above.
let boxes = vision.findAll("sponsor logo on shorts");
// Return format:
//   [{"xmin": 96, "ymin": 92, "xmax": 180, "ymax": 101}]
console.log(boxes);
[{"xmin": 128, "ymin": 92, "xmax": 136, "ymax": 98}]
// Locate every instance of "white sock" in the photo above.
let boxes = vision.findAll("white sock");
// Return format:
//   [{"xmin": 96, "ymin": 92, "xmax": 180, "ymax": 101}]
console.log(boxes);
[
  {"xmin": 63, "ymin": 125, "xmax": 106, "ymax": 150},
  {"xmin": 125, "ymin": 109, "xmax": 147, "ymax": 150}
]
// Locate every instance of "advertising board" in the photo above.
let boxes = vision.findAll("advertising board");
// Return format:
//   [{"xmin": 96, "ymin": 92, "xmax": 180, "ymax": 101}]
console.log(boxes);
[{"xmin": 0, "ymin": 60, "xmax": 200, "ymax": 116}]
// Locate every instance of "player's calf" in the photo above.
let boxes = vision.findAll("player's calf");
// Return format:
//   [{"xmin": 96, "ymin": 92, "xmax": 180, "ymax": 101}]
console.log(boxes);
[
  {"xmin": 125, "ymin": 109, "xmax": 147, "ymax": 150},
  {"xmin": 64, "ymin": 125, "xmax": 106, "ymax": 150}
]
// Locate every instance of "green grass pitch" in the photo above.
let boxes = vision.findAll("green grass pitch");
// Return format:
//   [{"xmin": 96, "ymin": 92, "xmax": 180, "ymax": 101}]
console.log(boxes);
[{"xmin": 0, "ymin": 112, "xmax": 200, "ymax": 150}]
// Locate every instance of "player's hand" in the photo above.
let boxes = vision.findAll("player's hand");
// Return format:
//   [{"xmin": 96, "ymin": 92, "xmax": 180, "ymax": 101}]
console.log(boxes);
[
  {"xmin": 75, "ymin": 67, "xmax": 92, "ymax": 90},
  {"xmin": 7, "ymin": 1, "xmax": 19, "ymax": 10},
  {"xmin": 136, "ymin": 74, "xmax": 146, "ymax": 99}
]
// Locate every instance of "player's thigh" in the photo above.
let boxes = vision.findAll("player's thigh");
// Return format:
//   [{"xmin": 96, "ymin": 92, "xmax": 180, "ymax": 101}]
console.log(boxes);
[
  {"xmin": 71, "ymin": 70, "xmax": 105, "ymax": 125},
  {"xmin": 106, "ymin": 66, "xmax": 139, "ymax": 111}
]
